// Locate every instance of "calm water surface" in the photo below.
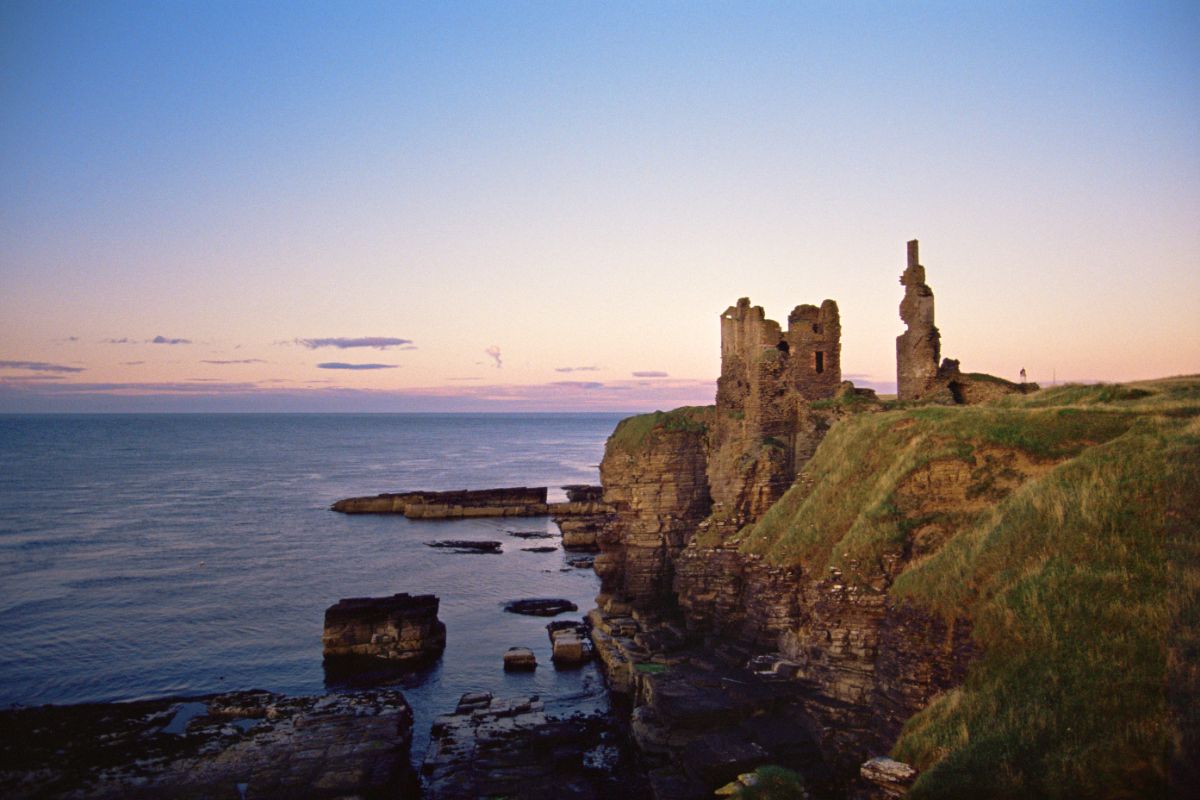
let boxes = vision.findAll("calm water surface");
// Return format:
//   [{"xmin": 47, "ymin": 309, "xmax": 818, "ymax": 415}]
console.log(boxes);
[{"xmin": 0, "ymin": 413, "xmax": 625, "ymax": 750}]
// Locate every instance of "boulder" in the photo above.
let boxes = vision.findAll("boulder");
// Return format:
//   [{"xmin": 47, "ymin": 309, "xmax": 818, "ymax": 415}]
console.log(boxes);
[
  {"xmin": 503, "ymin": 647, "xmax": 537, "ymax": 671},
  {"xmin": 547, "ymin": 620, "xmax": 592, "ymax": 667},
  {"xmin": 860, "ymin": 757, "xmax": 917, "ymax": 798}
]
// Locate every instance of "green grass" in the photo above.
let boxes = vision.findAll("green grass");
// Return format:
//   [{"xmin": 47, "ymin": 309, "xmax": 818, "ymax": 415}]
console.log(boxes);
[
  {"xmin": 607, "ymin": 405, "xmax": 713, "ymax": 454},
  {"xmin": 739, "ymin": 375, "xmax": 1200, "ymax": 798}
]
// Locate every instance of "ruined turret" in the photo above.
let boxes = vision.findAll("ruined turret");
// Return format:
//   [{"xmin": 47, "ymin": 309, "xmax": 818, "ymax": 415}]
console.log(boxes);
[{"xmin": 896, "ymin": 240, "xmax": 941, "ymax": 401}]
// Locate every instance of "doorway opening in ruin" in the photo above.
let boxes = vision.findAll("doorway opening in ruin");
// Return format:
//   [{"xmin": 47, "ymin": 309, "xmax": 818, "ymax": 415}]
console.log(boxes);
[
  {"xmin": 776, "ymin": 340, "xmax": 790, "ymax": 353},
  {"xmin": 814, "ymin": 351, "xmax": 824, "ymax": 373},
  {"xmin": 948, "ymin": 381, "xmax": 966, "ymax": 404}
]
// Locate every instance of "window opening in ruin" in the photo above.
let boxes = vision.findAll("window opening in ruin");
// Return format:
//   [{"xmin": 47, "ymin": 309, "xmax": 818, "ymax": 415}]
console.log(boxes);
[
  {"xmin": 812, "ymin": 323, "xmax": 822, "ymax": 334},
  {"xmin": 776, "ymin": 340, "xmax": 790, "ymax": 353},
  {"xmin": 814, "ymin": 351, "xmax": 824, "ymax": 373}
]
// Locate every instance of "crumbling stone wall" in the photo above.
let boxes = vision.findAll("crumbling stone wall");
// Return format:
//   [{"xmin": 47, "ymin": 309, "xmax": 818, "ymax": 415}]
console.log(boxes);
[{"xmin": 895, "ymin": 240, "xmax": 941, "ymax": 401}]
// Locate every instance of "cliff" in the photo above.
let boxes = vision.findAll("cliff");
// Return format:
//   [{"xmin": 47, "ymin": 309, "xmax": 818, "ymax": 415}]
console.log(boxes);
[{"xmin": 593, "ymin": 375, "xmax": 1200, "ymax": 798}]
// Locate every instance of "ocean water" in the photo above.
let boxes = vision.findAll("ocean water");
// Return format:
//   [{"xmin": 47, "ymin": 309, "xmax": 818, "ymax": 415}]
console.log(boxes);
[{"xmin": 0, "ymin": 413, "xmax": 626, "ymax": 750}]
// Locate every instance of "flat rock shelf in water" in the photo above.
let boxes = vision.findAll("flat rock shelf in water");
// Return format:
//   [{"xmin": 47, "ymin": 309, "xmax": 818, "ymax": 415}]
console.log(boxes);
[
  {"xmin": 503, "ymin": 599, "xmax": 579, "ymax": 616},
  {"xmin": 0, "ymin": 690, "xmax": 417, "ymax": 799},
  {"xmin": 425, "ymin": 540, "xmax": 503, "ymax": 554}
]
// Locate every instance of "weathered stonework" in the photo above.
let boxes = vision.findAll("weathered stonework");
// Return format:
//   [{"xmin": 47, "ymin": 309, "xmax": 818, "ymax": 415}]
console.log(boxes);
[
  {"xmin": 896, "ymin": 239, "xmax": 941, "ymax": 401},
  {"xmin": 322, "ymin": 592, "xmax": 446, "ymax": 665}
]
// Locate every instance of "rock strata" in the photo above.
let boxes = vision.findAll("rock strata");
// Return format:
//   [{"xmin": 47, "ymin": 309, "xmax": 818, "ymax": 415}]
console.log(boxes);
[{"xmin": 322, "ymin": 592, "xmax": 446, "ymax": 666}]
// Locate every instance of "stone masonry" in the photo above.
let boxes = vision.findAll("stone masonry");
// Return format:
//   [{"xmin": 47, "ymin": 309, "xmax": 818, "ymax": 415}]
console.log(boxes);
[{"xmin": 896, "ymin": 239, "xmax": 941, "ymax": 401}]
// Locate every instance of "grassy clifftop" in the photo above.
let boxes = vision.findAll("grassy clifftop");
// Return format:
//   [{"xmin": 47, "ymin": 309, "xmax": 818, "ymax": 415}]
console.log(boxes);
[{"xmin": 741, "ymin": 376, "xmax": 1200, "ymax": 798}]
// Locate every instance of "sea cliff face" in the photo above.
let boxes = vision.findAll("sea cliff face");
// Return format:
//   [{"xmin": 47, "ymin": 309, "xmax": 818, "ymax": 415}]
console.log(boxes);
[{"xmin": 590, "ymin": 376, "xmax": 1200, "ymax": 798}]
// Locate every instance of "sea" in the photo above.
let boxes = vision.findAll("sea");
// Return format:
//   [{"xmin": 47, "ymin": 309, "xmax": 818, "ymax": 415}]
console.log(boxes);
[{"xmin": 0, "ymin": 412, "xmax": 627, "ymax": 752}]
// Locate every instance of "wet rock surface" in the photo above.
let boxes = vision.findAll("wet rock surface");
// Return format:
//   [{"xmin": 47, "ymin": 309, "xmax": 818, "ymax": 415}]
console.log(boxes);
[
  {"xmin": 503, "ymin": 598, "xmax": 578, "ymax": 617},
  {"xmin": 521, "ymin": 545, "xmax": 558, "ymax": 553},
  {"xmin": 0, "ymin": 690, "xmax": 416, "ymax": 799},
  {"xmin": 425, "ymin": 540, "xmax": 503, "ymax": 554},
  {"xmin": 421, "ymin": 692, "xmax": 647, "ymax": 800},
  {"xmin": 587, "ymin": 607, "xmax": 831, "ymax": 799}
]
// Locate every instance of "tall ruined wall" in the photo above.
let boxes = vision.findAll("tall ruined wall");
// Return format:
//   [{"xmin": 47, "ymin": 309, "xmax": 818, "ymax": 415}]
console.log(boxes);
[
  {"xmin": 708, "ymin": 298, "xmax": 843, "ymax": 531},
  {"xmin": 896, "ymin": 239, "xmax": 941, "ymax": 401},
  {"xmin": 597, "ymin": 296, "xmax": 846, "ymax": 613}
]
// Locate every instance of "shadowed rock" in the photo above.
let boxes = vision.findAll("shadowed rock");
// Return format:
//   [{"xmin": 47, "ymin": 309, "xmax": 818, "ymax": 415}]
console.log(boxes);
[
  {"xmin": 426, "ymin": 540, "xmax": 502, "ymax": 554},
  {"xmin": 503, "ymin": 599, "xmax": 578, "ymax": 617}
]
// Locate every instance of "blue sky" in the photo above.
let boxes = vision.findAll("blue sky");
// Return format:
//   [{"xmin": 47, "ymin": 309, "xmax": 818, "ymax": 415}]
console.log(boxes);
[{"xmin": 2, "ymin": 1, "xmax": 1198, "ymax": 411}]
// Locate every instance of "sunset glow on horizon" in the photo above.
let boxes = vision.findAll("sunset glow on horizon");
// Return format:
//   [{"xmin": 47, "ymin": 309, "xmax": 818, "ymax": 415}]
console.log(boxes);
[{"xmin": 2, "ymin": 2, "xmax": 1198, "ymax": 412}]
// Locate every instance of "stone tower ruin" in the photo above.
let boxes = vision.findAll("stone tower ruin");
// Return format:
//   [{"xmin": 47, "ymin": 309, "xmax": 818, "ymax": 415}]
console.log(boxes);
[
  {"xmin": 716, "ymin": 297, "xmax": 842, "ymax": 426},
  {"xmin": 896, "ymin": 239, "xmax": 941, "ymax": 401}
]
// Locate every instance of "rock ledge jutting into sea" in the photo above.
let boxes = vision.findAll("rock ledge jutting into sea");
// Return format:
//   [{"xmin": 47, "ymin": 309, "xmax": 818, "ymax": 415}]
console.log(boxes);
[{"xmin": 331, "ymin": 485, "xmax": 612, "ymax": 518}]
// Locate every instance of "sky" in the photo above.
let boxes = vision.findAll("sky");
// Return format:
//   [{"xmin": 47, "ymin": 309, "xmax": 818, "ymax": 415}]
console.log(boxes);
[{"xmin": 1, "ymin": 1, "xmax": 1198, "ymax": 412}]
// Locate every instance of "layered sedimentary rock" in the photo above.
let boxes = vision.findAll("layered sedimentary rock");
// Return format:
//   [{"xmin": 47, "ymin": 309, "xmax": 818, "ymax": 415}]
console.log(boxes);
[
  {"xmin": 332, "ymin": 486, "xmax": 612, "ymax": 518},
  {"xmin": 322, "ymin": 592, "xmax": 446, "ymax": 665},
  {"xmin": 594, "ymin": 408, "xmax": 713, "ymax": 610}
]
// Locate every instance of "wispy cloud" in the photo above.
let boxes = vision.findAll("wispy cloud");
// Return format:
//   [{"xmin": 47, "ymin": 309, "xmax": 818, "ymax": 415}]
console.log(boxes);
[
  {"xmin": 201, "ymin": 359, "xmax": 266, "ymax": 365},
  {"xmin": 447, "ymin": 376, "xmax": 483, "ymax": 381},
  {"xmin": 0, "ymin": 376, "xmax": 718, "ymax": 412},
  {"xmin": 295, "ymin": 337, "xmax": 412, "ymax": 350},
  {"xmin": 552, "ymin": 380, "xmax": 605, "ymax": 390},
  {"xmin": 0, "ymin": 360, "xmax": 86, "ymax": 373},
  {"xmin": 555, "ymin": 366, "xmax": 599, "ymax": 373},
  {"xmin": 102, "ymin": 336, "xmax": 193, "ymax": 345},
  {"xmin": 316, "ymin": 362, "xmax": 398, "ymax": 370},
  {"xmin": 485, "ymin": 345, "xmax": 502, "ymax": 368},
  {"xmin": 121, "ymin": 361, "xmax": 145, "ymax": 366},
  {"xmin": 632, "ymin": 370, "xmax": 669, "ymax": 378}
]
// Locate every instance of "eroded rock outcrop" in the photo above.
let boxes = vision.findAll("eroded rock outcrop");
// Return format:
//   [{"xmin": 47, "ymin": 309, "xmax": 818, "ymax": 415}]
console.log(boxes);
[
  {"xmin": 322, "ymin": 592, "xmax": 446, "ymax": 666},
  {"xmin": 595, "ymin": 408, "xmax": 713, "ymax": 611}
]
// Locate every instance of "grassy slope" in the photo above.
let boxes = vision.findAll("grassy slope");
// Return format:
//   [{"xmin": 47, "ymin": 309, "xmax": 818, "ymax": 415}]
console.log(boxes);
[{"xmin": 740, "ymin": 377, "xmax": 1200, "ymax": 798}]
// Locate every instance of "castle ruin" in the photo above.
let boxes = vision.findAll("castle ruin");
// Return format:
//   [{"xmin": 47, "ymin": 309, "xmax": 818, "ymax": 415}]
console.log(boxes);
[{"xmin": 896, "ymin": 239, "xmax": 942, "ymax": 401}]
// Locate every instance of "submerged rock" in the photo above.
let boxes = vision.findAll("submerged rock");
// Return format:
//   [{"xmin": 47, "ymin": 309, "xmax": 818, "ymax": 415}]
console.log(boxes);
[
  {"xmin": 507, "ymin": 530, "xmax": 556, "ymax": 539},
  {"xmin": 503, "ymin": 598, "xmax": 579, "ymax": 617},
  {"xmin": 521, "ymin": 545, "xmax": 558, "ymax": 553},
  {"xmin": 425, "ymin": 540, "xmax": 502, "ymax": 554}
]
